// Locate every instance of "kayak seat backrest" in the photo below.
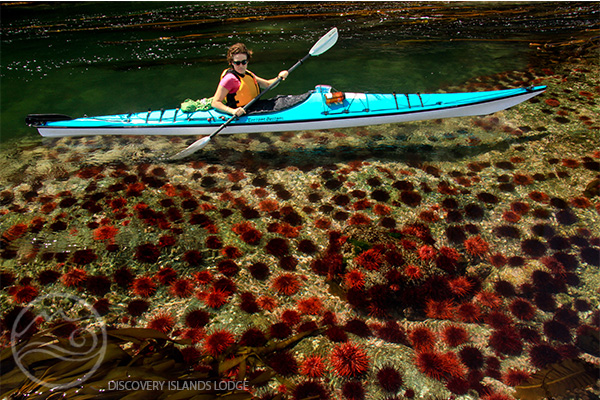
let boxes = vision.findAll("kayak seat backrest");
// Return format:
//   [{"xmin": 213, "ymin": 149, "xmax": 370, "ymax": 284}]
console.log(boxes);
[{"xmin": 247, "ymin": 92, "xmax": 312, "ymax": 115}]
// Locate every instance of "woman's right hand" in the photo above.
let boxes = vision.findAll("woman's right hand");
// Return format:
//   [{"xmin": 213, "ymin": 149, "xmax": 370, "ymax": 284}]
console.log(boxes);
[{"xmin": 233, "ymin": 107, "xmax": 246, "ymax": 117}]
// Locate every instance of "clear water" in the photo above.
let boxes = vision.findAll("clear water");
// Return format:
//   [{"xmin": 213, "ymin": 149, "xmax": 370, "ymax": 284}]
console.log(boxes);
[
  {"xmin": 1, "ymin": 2, "xmax": 597, "ymax": 143},
  {"xmin": 1, "ymin": 3, "xmax": 599, "ymax": 399}
]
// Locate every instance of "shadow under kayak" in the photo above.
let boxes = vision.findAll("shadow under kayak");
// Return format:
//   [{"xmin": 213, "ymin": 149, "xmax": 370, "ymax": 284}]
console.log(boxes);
[{"xmin": 27, "ymin": 85, "xmax": 546, "ymax": 138}]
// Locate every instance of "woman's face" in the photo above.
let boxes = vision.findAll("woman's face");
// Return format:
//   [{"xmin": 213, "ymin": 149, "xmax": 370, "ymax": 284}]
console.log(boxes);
[{"xmin": 231, "ymin": 53, "xmax": 248, "ymax": 75}]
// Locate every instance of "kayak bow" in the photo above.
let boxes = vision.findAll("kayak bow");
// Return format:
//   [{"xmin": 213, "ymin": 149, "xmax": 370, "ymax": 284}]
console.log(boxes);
[{"xmin": 28, "ymin": 85, "xmax": 546, "ymax": 138}]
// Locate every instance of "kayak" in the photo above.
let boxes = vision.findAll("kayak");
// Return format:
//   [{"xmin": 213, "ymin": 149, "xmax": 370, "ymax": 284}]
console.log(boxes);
[{"xmin": 27, "ymin": 85, "xmax": 546, "ymax": 138}]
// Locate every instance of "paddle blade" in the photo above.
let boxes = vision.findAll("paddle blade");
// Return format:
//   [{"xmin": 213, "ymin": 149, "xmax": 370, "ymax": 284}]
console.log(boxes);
[
  {"xmin": 309, "ymin": 27, "xmax": 338, "ymax": 56},
  {"xmin": 169, "ymin": 136, "xmax": 212, "ymax": 160}
]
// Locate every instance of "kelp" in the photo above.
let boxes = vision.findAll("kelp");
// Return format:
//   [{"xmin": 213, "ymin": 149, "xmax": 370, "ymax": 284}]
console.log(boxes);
[
  {"xmin": 514, "ymin": 358, "xmax": 600, "ymax": 400},
  {"xmin": 576, "ymin": 328, "xmax": 600, "ymax": 357},
  {"xmin": 0, "ymin": 325, "xmax": 320, "ymax": 399}
]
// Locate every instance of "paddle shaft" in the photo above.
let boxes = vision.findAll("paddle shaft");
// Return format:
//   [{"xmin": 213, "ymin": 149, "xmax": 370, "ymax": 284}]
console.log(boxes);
[{"xmin": 206, "ymin": 53, "xmax": 311, "ymax": 141}]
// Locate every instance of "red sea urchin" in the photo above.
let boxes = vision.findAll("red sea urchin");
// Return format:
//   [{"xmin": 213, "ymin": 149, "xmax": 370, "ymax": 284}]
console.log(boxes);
[
  {"xmin": 2, "ymin": 223, "xmax": 28, "ymax": 243},
  {"xmin": 298, "ymin": 239, "xmax": 318, "ymax": 254},
  {"xmin": 458, "ymin": 345, "xmax": 485, "ymax": 370},
  {"xmin": 61, "ymin": 268, "xmax": 87, "ymax": 287},
  {"xmin": 543, "ymin": 320, "xmax": 572, "ymax": 343},
  {"xmin": 239, "ymin": 292, "xmax": 260, "ymax": 314},
  {"xmin": 147, "ymin": 312, "xmax": 175, "ymax": 333},
  {"xmin": 442, "ymin": 325, "xmax": 469, "ymax": 347},
  {"xmin": 509, "ymin": 298, "xmax": 536, "ymax": 321},
  {"xmin": 488, "ymin": 327, "xmax": 523, "ymax": 356},
  {"xmin": 463, "ymin": 235, "xmax": 490, "ymax": 257},
  {"xmin": 93, "ymin": 298, "xmax": 110, "ymax": 315},
  {"xmin": 404, "ymin": 265, "xmax": 423, "ymax": 280},
  {"xmin": 37, "ymin": 269, "xmax": 61, "ymax": 286},
  {"xmin": 425, "ymin": 299, "xmax": 455, "ymax": 320},
  {"xmin": 299, "ymin": 355, "xmax": 326, "ymax": 378},
  {"xmin": 238, "ymin": 328, "xmax": 267, "ymax": 347},
  {"xmin": 248, "ymin": 262, "xmax": 270, "ymax": 280},
  {"xmin": 155, "ymin": 267, "xmax": 177, "ymax": 286},
  {"xmin": 418, "ymin": 245, "xmax": 437, "ymax": 261},
  {"xmin": 376, "ymin": 320, "xmax": 407, "ymax": 344},
  {"xmin": 354, "ymin": 248, "xmax": 384, "ymax": 271},
  {"xmin": 183, "ymin": 250, "xmax": 203, "ymax": 266},
  {"xmin": 448, "ymin": 276, "xmax": 474, "ymax": 297},
  {"xmin": 71, "ymin": 249, "xmax": 98, "ymax": 265},
  {"xmin": 416, "ymin": 351, "xmax": 464, "ymax": 381},
  {"xmin": 169, "ymin": 278, "xmax": 195, "ymax": 298},
  {"xmin": 400, "ymin": 190, "xmax": 422, "ymax": 207},
  {"xmin": 92, "ymin": 225, "xmax": 119, "ymax": 242},
  {"xmin": 409, "ymin": 326, "xmax": 436, "ymax": 352},
  {"xmin": 446, "ymin": 376, "xmax": 470, "ymax": 395},
  {"xmin": 205, "ymin": 235, "xmax": 223, "ymax": 249},
  {"xmin": 134, "ymin": 243, "xmax": 161, "ymax": 263},
  {"xmin": 489, "ymin": 253, "xmax": 508, "ymax": 268},
  {"xmin": 456, "ymin": 302, "xmax": 481, "ymax": 323},
  {"xmin": 232, "ymin": 221, "xmax": 262, "ymax": 245},
  {"xmin": 12, "ymin": 285, "xmax": 38, "ymax": 304},
  {"xmin": 217, "ymin": 259, "xmax": 240, "ymax": 277},
  {"xmin": 341, "ymin": 381, "xmax": 365, "ymax": 400},
  {"xmin": 268, "ymin": 350, "xmax": 299, "ymax": 376},
  {"xmin": 131, "ymin": 276, "xmax": 157, "ymax": 298},
  {"xmin": 521, "ymin": 238, "xmax": 547, "ymax": 258},
  {"xmin": 349, "ymin": 213, "xmax": 371, "ymax": 225},
  {"xmin": 272, "ymin": 273, "xmax": 301, "ymax": 296},
  {"xmin": 344, "ymin": 269, "xmax": 365, "ymax": 289},
  {"xmin": 343, "ymin": 318, "xmax": 372, "ymax": 338},
  {"xmin": 204, "ymin": 329, "xmax": 235, "ymax": 357},
  {"xmin": 200, "ymin": 288, "xmax": 231, "ymax": 309},
  {"xmin": 377, "ymin": 364, "xmax": 403, "ymax": 392},
  {"xmin": 85, "ymin": 275, "xmax": 112, "ymax": 296},
  {"xmin": 184, "ymin": 309, "xmax": 210, "ymax": 329},
  {"xmin": 265, "ymin": 237, "xmax": 290, "ymax": 257},
  {"xmin": 503, "ymin": 368, "xmax": 531, "ymax": 386},
  {"xmin": 528, "ymin": 343, "xmax": 562, "ymax": 368},
  {"xmin": 158, "ymin": 234, "xmax": 176, "ymax": 247},
  {"xmin": 292, "ymin": 380, "xmax": 330, "ymax": 400},
  {"xmin": 330, "ymin": 342, "xmax": 370, "ymax": 378},
  {"xmin": 127, "ymin": 299, "xmax": 149, "ymax": 316},
  {"xmin": 269, "ymin": 322, "xmax": 292, "ymax": 339}
]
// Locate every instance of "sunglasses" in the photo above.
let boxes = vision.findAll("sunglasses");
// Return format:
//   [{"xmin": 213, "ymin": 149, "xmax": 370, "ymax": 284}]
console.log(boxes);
[{"xmin": 232, "ymin": 60, "xmax": 248, "ymax": 66}]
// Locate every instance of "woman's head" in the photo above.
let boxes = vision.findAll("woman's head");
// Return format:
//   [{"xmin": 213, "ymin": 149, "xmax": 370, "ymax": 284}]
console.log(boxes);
[{"xmin": 227, "ymin": 43, "xmax": 252, "ymax": 65}]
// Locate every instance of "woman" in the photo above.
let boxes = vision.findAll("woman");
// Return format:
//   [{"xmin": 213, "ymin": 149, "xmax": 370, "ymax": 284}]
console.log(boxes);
[{"xmin": 211, "ymin": 43, "xmax": 289, "ymax": 117}]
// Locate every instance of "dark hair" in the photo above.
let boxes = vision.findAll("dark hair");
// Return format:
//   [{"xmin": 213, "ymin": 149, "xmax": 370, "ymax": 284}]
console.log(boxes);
[{"xmin": 227, "ymin": 43, "xmax": 252, "ymax": 65}]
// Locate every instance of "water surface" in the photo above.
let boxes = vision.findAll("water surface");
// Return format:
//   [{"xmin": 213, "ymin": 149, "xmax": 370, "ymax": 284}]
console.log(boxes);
[{"xmin": 1, "ymin": 2, "xmax": 597, "ymax": 143}]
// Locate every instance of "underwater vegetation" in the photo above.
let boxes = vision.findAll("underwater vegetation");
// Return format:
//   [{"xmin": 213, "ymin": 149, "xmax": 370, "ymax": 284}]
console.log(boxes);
[{"xmin": 1, "ymin": 38, "xmax": 600, "ymax": 400}]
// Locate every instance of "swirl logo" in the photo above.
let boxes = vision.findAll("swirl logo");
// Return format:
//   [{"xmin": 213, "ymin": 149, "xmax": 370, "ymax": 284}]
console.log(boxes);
[{"xmin": 10, "ymin": 292, "xmax": 107, "ymax": 390}]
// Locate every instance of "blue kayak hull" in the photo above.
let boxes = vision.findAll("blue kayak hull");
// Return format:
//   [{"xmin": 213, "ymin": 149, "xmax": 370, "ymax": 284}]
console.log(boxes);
[{"xmin": 33, "ymin": 85, "xmax": 546, "ymax": 138}]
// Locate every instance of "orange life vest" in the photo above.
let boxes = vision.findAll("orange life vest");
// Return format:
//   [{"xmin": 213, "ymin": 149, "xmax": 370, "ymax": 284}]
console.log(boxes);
[{"xmin": 220, "ymin": 69, "xmax": 260, "ymax": 107}]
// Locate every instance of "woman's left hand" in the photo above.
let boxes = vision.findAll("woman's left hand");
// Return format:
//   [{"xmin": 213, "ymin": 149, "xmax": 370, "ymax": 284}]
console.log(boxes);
[{"xmin": 278, "ymin": 70, "xmax": 289, "ymax": 80}]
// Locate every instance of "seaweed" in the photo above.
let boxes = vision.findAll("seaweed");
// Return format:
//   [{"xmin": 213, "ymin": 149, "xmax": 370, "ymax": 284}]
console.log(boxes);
[
  {"xmin": 0, "ymin": 325, "xmax": 320, "ymax": 399},
  {"xmin": 515, "ymin": 358, "xmax": 600, "ymax": 400},
  {"xmin": 349, "ymin": 238, "xmax": 373, "ymax": 253},
  {"xmin": 576, "ymin": 328, "xmax": 600, "ymax": 357}
]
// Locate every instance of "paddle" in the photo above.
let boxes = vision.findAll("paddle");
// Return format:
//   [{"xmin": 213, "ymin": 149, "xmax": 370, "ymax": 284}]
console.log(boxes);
[{"xmin": 169, "ymin": 27, "xmax": 339, "ymax": 161}]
